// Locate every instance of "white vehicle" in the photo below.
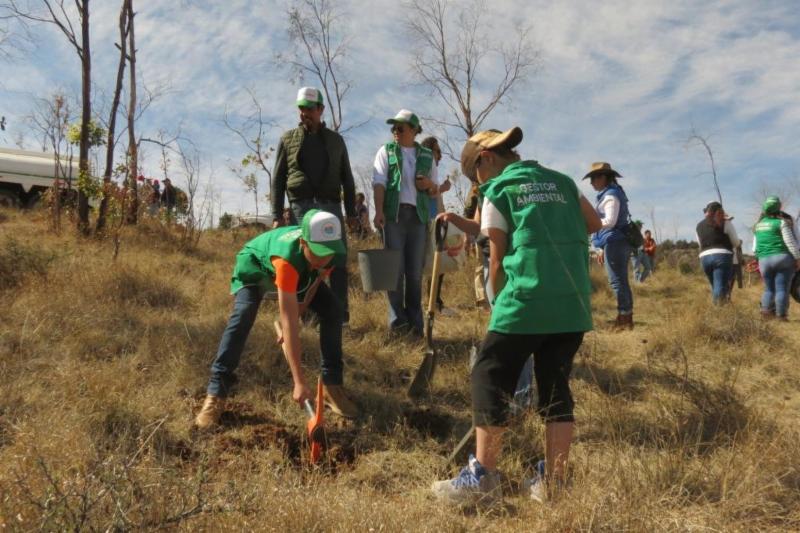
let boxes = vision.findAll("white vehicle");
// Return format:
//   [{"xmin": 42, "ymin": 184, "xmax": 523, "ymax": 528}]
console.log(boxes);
[
  {"xmin": 231, "ymin": 213, "xmax": 272, "ymax": 229},
  {"xmin": 0, "ymin": 147, "xmax": 81, "ymax": 208}
]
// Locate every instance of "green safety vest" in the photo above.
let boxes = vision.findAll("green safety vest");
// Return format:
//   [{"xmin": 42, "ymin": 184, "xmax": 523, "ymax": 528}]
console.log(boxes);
[
  {"xmin": 480, "ymin": 160, "xmax": 592, "ymax": 334},
  {"xmin": 229, "ymin": 226, "xmax": 326, "ymax": 295},
  {"xmin": 754, "ymin": 217, "xmax": 789, "ymax": 258},
  {"xmin": 382, "ymin": 141, "xmax": 433, "ymax": 223}
]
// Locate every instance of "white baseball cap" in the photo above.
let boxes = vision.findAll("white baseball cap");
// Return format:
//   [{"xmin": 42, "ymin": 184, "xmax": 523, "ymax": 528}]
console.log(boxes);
[
  {"xmin": 301, "ymin": 209, "xmax": 344, "ymax": 257},
  {"xmin": 296, "ymin": 87, "xmax": 324, "ymax": 107}
]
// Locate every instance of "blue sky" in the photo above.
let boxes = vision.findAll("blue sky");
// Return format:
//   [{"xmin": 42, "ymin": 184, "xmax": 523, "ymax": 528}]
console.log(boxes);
[{"xmin": 1, "ymin": 0, "xmax": 799, "ymax": 242}]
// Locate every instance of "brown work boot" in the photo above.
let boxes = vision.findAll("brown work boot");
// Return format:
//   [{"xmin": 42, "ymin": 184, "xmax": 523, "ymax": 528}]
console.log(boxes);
[
  {"xmin": 613, "ymin": 313, "xmax": 634, "ymax": 331},
  {"xmin": 194, "ymin": 395, "xmax": 225, "ymax": 430},
  {"xmin": 761, "ymin": 309, "xmax": 775, "ymax": 321},
  {"xmin": 323, "ymin": 384, "xmax": 359, "ymax": 419}
]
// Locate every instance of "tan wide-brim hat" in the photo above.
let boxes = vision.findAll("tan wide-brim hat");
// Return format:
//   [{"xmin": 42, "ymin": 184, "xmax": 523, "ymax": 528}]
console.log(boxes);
[
  {"xmin": 583, "ymin": 161, "xmax": 622, "ymax": 180},
  {"xmin": 460, "ymin": 127, "xmax": 523, "ymax": 181}
]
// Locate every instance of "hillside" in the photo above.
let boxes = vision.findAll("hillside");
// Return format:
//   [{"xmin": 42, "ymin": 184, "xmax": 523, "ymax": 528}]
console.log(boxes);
[{"xmin": 1, "ymin": 208, "xmax": 799, "ymax": 532}]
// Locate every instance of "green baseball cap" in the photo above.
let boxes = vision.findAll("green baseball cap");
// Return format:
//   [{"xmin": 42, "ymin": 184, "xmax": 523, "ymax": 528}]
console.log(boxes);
[
  {"xmin": 386, "ymin": 109, "xmax": 422, "ymax": 133},
  {"xmin": 301, "ymin": 209, "xmax": 345, "ymax": 257},
  {"xmin": 763, "ymin": 196, "xmax": 781, "ymax": 214},
  {"xmin": 296, "ymin": 87, "xmax": 323, "ymax": 108}
]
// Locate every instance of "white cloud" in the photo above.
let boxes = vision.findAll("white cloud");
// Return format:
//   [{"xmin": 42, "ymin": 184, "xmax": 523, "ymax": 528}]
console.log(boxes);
[{"xmin": 2, "ymin": 0, "xmax": 799, "ymax": 235}]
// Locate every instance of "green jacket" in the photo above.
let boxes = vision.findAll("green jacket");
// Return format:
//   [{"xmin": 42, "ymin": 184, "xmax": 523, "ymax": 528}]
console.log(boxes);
[
  {"xmin": 229, "ymin": 227, "xmax": 330, "ymax": 295},
  {"xmin": 381, "ymin": 141, "xmax": 434, "ymax": 223},
  {"xmin": 271, "ymin": 124, "xmax": 356, "ymax": 219},
  {"xmin": 480, "ymin": 160, "xmax": 592, "ymax": 334}
]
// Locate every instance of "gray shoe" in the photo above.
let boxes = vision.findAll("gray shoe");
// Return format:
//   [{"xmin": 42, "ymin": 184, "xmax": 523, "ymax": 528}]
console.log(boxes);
[{"xmin": 432, "ymin": 455, "xmax": 502, "ymax": 505}]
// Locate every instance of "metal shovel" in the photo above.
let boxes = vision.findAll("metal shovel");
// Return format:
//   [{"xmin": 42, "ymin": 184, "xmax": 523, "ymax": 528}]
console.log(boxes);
[
  {"xmin": 408, "ymin": 218, "xmax": 448, "ymax": 399},
  {"xmin": 303, "ymin": 378, "xmax": 326, "ymax": 464}
]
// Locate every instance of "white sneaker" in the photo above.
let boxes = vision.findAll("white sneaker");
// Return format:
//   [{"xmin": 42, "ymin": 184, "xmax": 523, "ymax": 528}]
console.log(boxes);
[
  {"xmin": 431, "ymin": 455, "xmax": 502, "ymax": 505},
  {"xmin": 525, "ymin": 460, "xmax": 547, "ymax": 503}
]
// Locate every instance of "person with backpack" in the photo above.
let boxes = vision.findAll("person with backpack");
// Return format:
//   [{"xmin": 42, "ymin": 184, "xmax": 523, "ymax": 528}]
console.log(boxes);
[
  {"xmin": 431, "ymin": 127, "xmax": 601, "ymax": 505},
  {"xmin": 752, "ymin": 196, "xmax": 800, "ymax": 320},
  {"xmin": 586, "ymin": 162, "xmax": 635, "ymax": 330},
  {"xmin": 696, "ymin": 201, "xmax": 741, "ymax": 304}
]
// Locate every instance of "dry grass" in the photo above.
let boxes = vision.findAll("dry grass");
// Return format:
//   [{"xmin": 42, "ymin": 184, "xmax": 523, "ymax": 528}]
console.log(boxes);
[{"xmin": 1, "ymin": 207, "xmax": 799, "ymax": 531}]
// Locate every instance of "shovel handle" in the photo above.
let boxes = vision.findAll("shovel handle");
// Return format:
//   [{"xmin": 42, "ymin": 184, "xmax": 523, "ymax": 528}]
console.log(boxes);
[
  {"xmin": 303, "ymin": 399, "xmax": 315, "ymax": 419},
  {"xmin": 434, "ymin": 218, "xmax": 448, "ymax": 251}
]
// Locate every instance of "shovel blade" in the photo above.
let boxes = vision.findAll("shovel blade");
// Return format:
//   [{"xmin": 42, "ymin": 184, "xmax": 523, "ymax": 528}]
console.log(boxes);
[{"xmin": 407, "ymin": 348, "xmax": 436, "ymax": 399}]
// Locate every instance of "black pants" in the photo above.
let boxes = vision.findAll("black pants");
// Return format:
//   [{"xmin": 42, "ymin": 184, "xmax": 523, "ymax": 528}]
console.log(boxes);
[{"xmin": 472, "ymin": 330, "xmax": 584, "ymax": 427}]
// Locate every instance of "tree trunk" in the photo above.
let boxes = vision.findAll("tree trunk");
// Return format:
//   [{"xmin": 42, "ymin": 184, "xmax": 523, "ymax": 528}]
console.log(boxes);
[
  {"xmin": 95, "ymin": 0, "xmax": 130, "ymax": 234},
  {"xmin": 77, "ymin": 0, "xmax": 91, "ymax": 234},
  {"xmin": 125, "ymin": 0, "xmax": 138, "ymax": 224}
]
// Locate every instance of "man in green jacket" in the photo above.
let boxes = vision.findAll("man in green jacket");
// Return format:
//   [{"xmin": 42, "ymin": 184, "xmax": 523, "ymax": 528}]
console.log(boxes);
[
  {"xmin": 194, "ymin": 210, "xmax": 359, "ymax": 430},
  {"xmin": 271, "ymin": 87, "xmax": 357, "ymax": 323},
  {"xmin": 432, "ymin": 127, "xmax": 601, "ymax": 505}
]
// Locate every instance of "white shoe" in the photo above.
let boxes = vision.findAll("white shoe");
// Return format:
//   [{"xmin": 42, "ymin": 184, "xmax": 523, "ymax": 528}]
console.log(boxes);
[
  {"xmin": 525, "ymin": 460, "xmax": 547, "ymax": 503},
  {"xmin": 431, "ymin": 455, "xmax": 502, "ymax": 505}
]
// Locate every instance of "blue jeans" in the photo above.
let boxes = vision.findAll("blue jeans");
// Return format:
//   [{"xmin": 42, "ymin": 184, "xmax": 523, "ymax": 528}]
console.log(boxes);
[
  {"xmin": 632, "ymin": 251, "xmax": 652, "ymax": 283},
  {"xmin": 700, "ymin": 253, "xmax": 733, "ymax": 304},
  {"xmin": 759, "ymin": 253, "xmax": 795, "ymax": 317},
  {"xmin": 290, "ymin": 199, "xmax": 349, "ymax": 321},
  {"xmin": 206, "ymin": 283, "xmax": 344, "ymax": 397},
  {"xmin": 384, "ymin": 204, "xmax": 427, "ymax": 333},
  {"xmin": 603, "ymin": 239, "xmax": 633, "ymax": 314}
]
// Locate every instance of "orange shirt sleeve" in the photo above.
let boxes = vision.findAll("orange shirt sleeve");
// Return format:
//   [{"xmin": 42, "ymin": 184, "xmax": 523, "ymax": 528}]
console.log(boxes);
[{"xmin": 271, "ymin": 257, "xmax": 300, "ymax": 292}]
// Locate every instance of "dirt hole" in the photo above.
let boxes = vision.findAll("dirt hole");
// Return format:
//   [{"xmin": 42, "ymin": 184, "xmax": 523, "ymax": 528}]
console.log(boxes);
[{"xmin": 206, "ymin": 400, "xmax": 359, "ymax": 471}]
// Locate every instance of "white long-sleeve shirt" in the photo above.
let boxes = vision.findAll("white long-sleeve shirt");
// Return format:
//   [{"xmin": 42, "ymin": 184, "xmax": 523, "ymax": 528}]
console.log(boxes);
[{"xmin": 596, "ymin": 194, "xmax": 620, "ymax": 230}]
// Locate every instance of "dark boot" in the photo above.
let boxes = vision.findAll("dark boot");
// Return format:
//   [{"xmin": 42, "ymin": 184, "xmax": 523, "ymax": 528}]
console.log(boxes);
[{"xmin": 614, "ymin": 313, "xmax": 634, "ymax": 331}]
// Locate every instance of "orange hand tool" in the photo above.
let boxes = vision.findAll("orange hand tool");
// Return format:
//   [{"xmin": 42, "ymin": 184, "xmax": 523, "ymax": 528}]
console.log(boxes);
[{"xmin": 303, "ymin": 378, "xmax": 326, "ymax": 464}]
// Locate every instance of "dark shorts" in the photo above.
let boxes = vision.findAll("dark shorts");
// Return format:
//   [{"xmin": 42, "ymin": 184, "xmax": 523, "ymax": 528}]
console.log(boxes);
[{"xmin": 472, "ymin": 330, "xmax": 584, "ymax": 427}]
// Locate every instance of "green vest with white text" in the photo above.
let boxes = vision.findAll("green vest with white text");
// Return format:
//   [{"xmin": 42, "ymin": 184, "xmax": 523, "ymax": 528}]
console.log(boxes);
[
  {"xmin": 382, "ymin": 141, "xmax": 433, "ymax": 223},
  {"xmin": 754, "ymin": 217, "xmax": 789, "ymax": 259},
  {"xmin": 480, "ymin": 160, "xmax": 592, "ymax": 334},
  {"xmin": 229, "ymin": 227, "xmax": 325, "ymax": 295}
]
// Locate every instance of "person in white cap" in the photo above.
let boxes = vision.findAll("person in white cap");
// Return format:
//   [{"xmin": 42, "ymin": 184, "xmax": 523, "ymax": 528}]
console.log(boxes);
[
  {"xmin": 271, "ymin": 87, "xmax": 357, "ymax": 324},
  {"xmin": 372, "ymin": 109, "xmax": 439, "ymax": 337},
  {"xmin": 194, "ymin": 209, "xmax": 359, "ymax": 430}
]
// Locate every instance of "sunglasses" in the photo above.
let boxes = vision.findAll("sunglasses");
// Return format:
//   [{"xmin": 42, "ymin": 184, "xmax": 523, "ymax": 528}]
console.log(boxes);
[{"xmin": 391, "ymin": 124, "xmax": 408, "ymax": 133}]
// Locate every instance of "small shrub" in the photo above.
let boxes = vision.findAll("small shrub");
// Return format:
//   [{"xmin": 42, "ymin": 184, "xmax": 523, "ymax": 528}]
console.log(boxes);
[
  {"xmin": 0, "ymin": 237, "xmax": 56, "ymax": 289},
  {"xmin": 105, "ymin": 266, "xmax": 185, "ymax": 308}
]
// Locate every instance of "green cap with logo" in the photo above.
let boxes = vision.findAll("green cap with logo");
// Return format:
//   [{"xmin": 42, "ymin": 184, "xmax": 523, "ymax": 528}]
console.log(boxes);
[
  {"xmin": 301, "ymin": 209, "xmax": 345, "ymax": 257},
  {"xmin": 386, "ymin": 109, "xmax": 422, "ymax": 133},
  {"xmin": 296, "ymin": 87, "xmax": 324, "ymax": 108},
  {"xmin": 762, "ymin": 196, "xmax": 781, "ymax": 215}
]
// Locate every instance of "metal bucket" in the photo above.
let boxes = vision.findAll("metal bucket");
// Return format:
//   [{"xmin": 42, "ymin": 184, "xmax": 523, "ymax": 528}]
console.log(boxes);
[
  {"xmin": 791, "ymin": 271, "xmax": 800, "ymax": 303},
  {"xmin": 358, "ymin": 248, "xmax": 401, "ymax": 292}
]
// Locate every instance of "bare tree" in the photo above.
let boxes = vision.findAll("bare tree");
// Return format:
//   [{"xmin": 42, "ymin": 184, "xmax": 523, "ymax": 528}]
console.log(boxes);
[
  {"xmin": 124, "ymin": 0, "xmax": 138, "ymax": 224},
  {"xmin": 405, "ymin": 0, "xmax": 540, "ymax": 144},
  {"xmin": 26, "ymin": 92, "xmax": 72, "ymax": 230},
  {"xmin": 282, "ymin": 0, "xmax": 363, "ymax": 133},
  {"xmin": 95, "ymin": 0, "xmax": 130, "ymax": 234},
  {"xmin": 0, "ymin": 6, "xmax": 33, "ymax": 58},
  {"xmin": 177, "ymin": 141, "xmax": 213, "ymax": 248},
  {"xmin": 6, "ymin": 0, "xmax": 94, "ymax": 233},
  {"xmin": 223, "ymin": 88, "xmax": 276, "ymax": 212},
  {"xmin": 686, "ymin": 126, "xmax": 723, "ymax": 205}
]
